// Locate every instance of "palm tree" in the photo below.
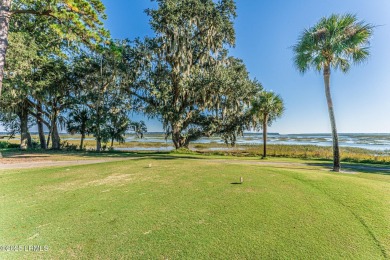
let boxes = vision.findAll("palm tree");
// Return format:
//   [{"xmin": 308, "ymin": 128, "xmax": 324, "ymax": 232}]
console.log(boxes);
[
  {"xmin": 129, "ymin": 121, "xmax": 147, "ymax": 139},
  {"xmin": 104, "ymin": 112, "xmax": 130, "ymax": 148},
  {"xmin": 251, "ymin": 91, "xmax": 285, "ymax": 158},
  {"xmin": 293, "ymin": 14, "xmax": 373, "ymax": 172},
  {"xmin": 66, "ymin": 108, "xmax": 90, "ymax": 150}
]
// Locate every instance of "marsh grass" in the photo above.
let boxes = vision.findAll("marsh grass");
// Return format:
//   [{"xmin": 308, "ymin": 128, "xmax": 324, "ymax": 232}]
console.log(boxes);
[
  {"xmin": 194, "ymin": 144, "xmax": 390, "ymax": 165},
  {"xmin": 3, "ymin": 135, "xmax": 390, "ymax": 165}
]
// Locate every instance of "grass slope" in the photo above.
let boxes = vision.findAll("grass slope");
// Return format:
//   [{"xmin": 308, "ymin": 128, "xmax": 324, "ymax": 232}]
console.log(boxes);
[{"xmin": 0, "ymin": 155, "xmax": 389, "ymax": 259}]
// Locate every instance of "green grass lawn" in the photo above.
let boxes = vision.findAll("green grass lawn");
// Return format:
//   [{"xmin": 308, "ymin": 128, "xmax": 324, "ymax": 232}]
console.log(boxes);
[{"xmin": 0, "ymin": 154, "xmax": 389, "ymax": 259}]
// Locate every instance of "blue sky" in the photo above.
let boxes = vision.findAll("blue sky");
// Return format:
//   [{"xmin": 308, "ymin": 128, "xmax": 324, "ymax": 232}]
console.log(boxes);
[{"xmin": 101, "ymin": 0, "xmax": 390, "ymax": 134}]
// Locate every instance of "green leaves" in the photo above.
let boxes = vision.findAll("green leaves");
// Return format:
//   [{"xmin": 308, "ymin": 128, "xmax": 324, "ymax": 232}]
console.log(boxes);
[
  {"xmin": 130, "ymin": 0, "xmax": 246, "ymax": 147},
  {"xmin": 250, "ymin": 90, "xmax": 285, "ymax": 129},
  {"xmin": 292, "ymin": 14, "xmax": 373, "ymax": 171},
  {"xmin": 10, "ymin": 0, "xmax": 109, "ymax": 49},
  {"xmin": 129, "ymin": 121, "xmax": 147, "ymax": 139},
  {"xmin": 70, "ymin": 42, "xmax": 134, "ymax": 149},
  {"xmin": 293, "ymin": 13, "xmax": 373, "ymax": 74},
  {"xmin": 147, "ymin": 0, "xmax": 236, "ymax": 77}
]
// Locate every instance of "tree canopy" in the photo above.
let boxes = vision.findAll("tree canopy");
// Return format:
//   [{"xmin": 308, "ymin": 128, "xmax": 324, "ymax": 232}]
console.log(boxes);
[
  {"xmin": 0, "ymin": 0, "xmax": 286, "ymax": 152},
  {"xmin": 293, "ymin": 14, "xmax": 373, "ymax": 74},
  {"xmin": 0, "ymin": 0, "xmax": 109, "ymax": 96},
  {"xmin": 127, "ymin": 0, "xmax": 262, "ymax": 149}
]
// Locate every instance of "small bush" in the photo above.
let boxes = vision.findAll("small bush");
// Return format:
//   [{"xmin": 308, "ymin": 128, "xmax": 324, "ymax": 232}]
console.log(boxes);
[
  {"xmin": 8, "ymin": 143, "xmax": 20, "ymax": 149},
  {"xmin": 0, "ymin": 141, "xmax": 19, "ymax": 149},
  {"xmin": 31, "ymin": 140, "xmax": 40, "ymax": 149},
  {"xmin": 171, "ymin": 147, "xmax": 196, "ymax": 154},
  {"xmin": 0, "ymin": 141, "xmax": 9, "ymax": 148}
]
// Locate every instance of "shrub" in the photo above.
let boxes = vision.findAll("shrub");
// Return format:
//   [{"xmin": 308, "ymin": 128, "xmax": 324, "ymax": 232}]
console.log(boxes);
[
  {"xmin": 171, "ymin": 147, "xmax": 196, "ymax": 154},
  {"xmin": 0, "ymin": 141, "xmax": 19, "ymax": 149},
  {"xmin": 0, "ymin": 141, "xmax": 9, "ymax": 148},
  {"xmin": 8, "ymin": 143, "xmax": 20, "ymax": 149}
]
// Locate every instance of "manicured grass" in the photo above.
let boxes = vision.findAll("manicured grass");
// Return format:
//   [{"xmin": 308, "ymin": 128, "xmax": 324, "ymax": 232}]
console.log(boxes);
[{"xmin": 0, "ymin": 155, "xmax": 389, "ymax": 259}]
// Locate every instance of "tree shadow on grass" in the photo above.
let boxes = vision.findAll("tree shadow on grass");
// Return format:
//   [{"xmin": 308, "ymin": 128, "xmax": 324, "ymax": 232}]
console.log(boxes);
[
  {"xmin": 0, "ymin": 149, "xmax": 208, "ymax": 161},
  {"xmin": 305, "ymin": 162, "xmax": 390, "ymax": 175}
]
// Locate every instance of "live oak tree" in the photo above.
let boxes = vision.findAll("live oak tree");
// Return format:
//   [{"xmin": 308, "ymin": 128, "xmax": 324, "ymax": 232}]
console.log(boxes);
[
  {"xmin": 191, "ymin": 56, "xmax": 262, "ymax": 147},
  {"xmin": 131, "ymin": 38, "xmax": 260, "ymax": 148},
  {"xmin": 293, "ymin": 14, "xmax": 373, "ymax": 172},
  {"xmin": 149, "ymin": 0, "xmax": 235, "ymax": 148},
  {"xmin": 130, "ymin": 0, "xmax": 260, "ymax": 149},
  {"xmin": 0, "ymin": 0, "xmax": 108, "ymax": 96}
]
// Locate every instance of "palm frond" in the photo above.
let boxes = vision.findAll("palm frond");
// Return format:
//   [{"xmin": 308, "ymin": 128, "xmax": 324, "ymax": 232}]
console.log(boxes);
[{"xmin": 293, "ymin": 13, "xmax": 373, "ymax": 75}]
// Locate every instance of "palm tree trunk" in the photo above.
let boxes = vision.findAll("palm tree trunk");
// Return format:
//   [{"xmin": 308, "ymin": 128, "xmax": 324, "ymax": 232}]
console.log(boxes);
[
  {"xmin": 323, "ymin": 66, "xmax": 341, "ymax": 172},
  {"xmin": 80, "ymin": 133, "xmax": 85, "ymax": 150},
  {"xmin": 0, "ymin": 0, "xmax": 12, "ymax": 96},
  {"xmin": 111, "ymin": 137, "xmax": 114, "ymax": 148},
  {"xmin": 262, "ymin": 115, "xmax": 268, "ymax": 158}
]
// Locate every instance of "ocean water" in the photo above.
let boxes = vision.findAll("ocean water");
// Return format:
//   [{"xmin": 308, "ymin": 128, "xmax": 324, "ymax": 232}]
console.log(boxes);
[
  {"xmin": 124, "ymin": 133, "xmax": 390, "ymax": 152},
  {"xmin": 3, "ymin": 132, "xmax": 389, "ymax": 152}
]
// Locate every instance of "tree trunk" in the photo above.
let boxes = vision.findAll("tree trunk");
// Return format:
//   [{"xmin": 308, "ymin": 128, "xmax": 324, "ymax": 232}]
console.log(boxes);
[
  {"xmin": 262, "ymin": 115, "xmax": 268, "ymax": 158},
  {"xmin": 172, "ymin": 124, "xmax": 187, "ymax": 149},
  {"xmin": 51, "ymin": 112, "xmax": 61, "ymax": 150},
  {"xmin": 323, "ymin": 66, "xmax": 341, "ymax": 172},
  {"xmin": 95, "ymin": 109, "xmax": 102, "ymax": 151},
  {"xmin": 19, "ymin": 105, "xmax": 29, "ymax": 150},
  {"xmin": 0, "ymin": 0, "xmax": 12, "ymax": 96},
  {"xmin": 96, "ymin": 55, "xmax": 104, "ymax": 152},
  {"xmin": 111, "ymin": 137, "xmax": 114, "ymax": 148},
  {"xmin": 51, "ymin": 125, "xmax": 60, "ymax": 149},
  {"xmin": 37, "ymin": 102, "xmax": 47, "ymax": 149},
  {"xmin": 80, "ymin": 133, "xmax": 85, "ymax": 150},
  {"xmin": 46, "ymin": 128, "xmax": 51, "ymax": 148},
  {"xmin": 96, "ymin": 137, "xmax": 101, "ymax": 152},
  {"xmin": 27, "ymin": 132, "xmax": 32, "ymax": 148},
  {"xmin": 172, "ymin": 124, "xmax": 181, "ymax": 149}
]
